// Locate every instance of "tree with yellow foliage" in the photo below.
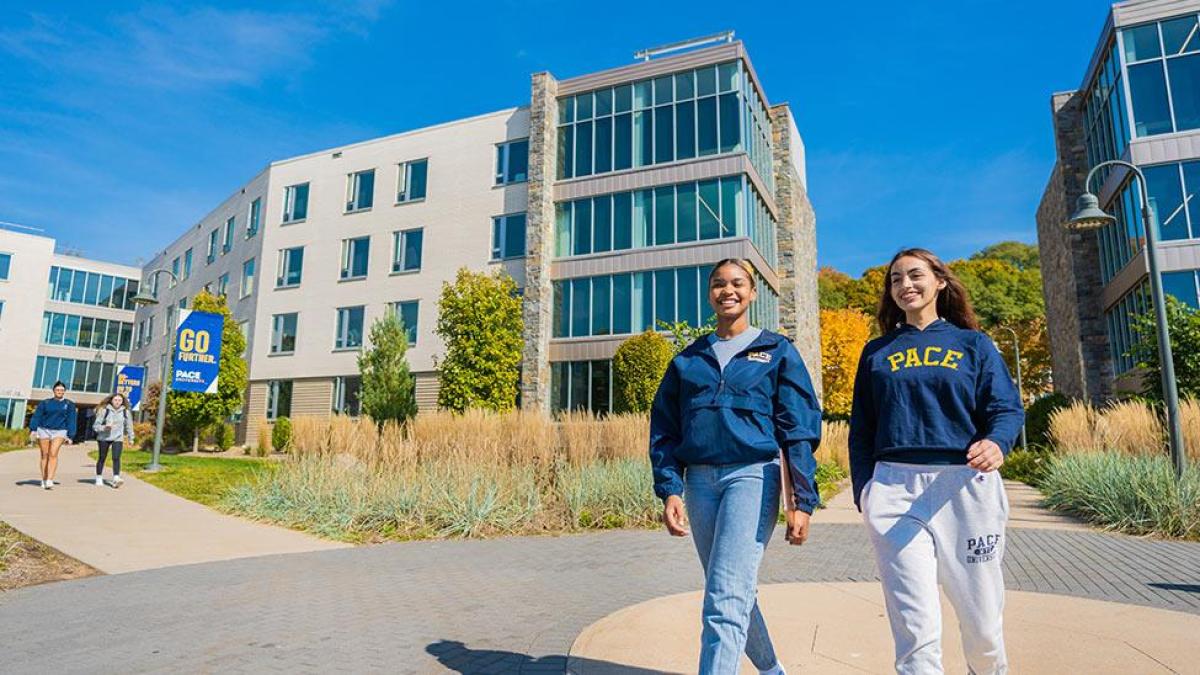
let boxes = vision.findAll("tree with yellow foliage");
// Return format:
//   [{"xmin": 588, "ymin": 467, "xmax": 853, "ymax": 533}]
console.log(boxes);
[{"xmin": 820, "ymin": 308, "xmax": 873, "ymax": 418}]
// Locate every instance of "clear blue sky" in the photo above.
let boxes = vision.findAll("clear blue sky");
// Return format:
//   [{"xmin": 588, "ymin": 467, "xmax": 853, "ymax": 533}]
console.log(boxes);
[{"xmin": 0, "ymin": 1, "xmax": 1111, "ymax": 276}]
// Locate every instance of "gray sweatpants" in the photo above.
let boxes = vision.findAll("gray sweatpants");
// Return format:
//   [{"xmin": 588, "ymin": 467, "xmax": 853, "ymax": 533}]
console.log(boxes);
[{"xmin": 863, "ymin": 461, "xmax": 1009, "ymax": 675}]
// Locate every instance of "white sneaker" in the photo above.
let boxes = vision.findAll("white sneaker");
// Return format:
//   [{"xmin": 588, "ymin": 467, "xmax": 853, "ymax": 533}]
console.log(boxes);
[
  {"xmin": 42, "ymin": 480, "xmax": 51, "ymax": 490},
  {"xmin": 112, "ymin": 476, "xmax": 124, "ymax": 489},
  {"xmin": 95, "ymin": 476, "xmax": 104, "ymax": 487}
]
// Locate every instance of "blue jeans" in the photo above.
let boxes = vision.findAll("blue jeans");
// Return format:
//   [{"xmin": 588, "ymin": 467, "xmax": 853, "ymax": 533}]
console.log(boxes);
[{"xmin": 685, "ymin": 460, "xmax": 781, "ymax": 674}]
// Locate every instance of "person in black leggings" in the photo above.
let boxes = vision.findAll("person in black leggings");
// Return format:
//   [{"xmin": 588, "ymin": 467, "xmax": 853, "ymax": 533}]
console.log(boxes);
[{"xmin": 93, "ymin": 392, "xmax": 135, "ymax": 488}]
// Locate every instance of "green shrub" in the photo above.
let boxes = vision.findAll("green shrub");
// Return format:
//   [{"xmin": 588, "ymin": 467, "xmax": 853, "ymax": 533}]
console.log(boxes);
[
  {"xmin": 0, "ymin": 427, "xmax": 29, "ymax": 449},
  {"xmin": 214, "ymin": 423, "xmax": 235, "ymax": 451},
  {"xmin": 271, "ymin": 417, "xmax": 292, "ymax": 453},
  {"xmin": 613, "ymin": 330, "xmax": 675, "ymax": 413},
  {"xmin": 559, "ymin": 458, "xmax": 659, "ymax": 529},
  {"xmin": 1039, "ymin": 452, "xmax": 1200, "ymax": 540},
  {"xmin": 1000, "ymin": 449, "xmax": 1050, "ymax": 486},
  {"xmin": 815, "ymin": 462, "xmax": 848, "ymax": 506},
  {"xmin": 133, "ymin": 422, "xmax": 155, "ymax": 450},
  {"xmin": 1024, "ymin": 392, "xmax": 1068, "ymax": 447}
]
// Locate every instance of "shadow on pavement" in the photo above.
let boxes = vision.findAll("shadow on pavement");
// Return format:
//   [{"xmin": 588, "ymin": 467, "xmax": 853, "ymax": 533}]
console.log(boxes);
[
  {"xmin": 1149, "ymin": 582, "xmax": 1200, "ymax": 594},
  {"xmin": 426, "ymin": 639, "xmax": 670, "ymax": 674},
  {"xmin": 14, "ymin": 480, "xmax": 43, "ymax": 487}
]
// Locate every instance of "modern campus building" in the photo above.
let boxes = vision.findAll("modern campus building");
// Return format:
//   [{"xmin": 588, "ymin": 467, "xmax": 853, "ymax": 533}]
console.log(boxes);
[
  {"xmin": 0, "ymin": 226, "xmax": 140, "ymax": 430},
  {"xmin": 128, "ymin": 35, "xmax": 820, "ymax": 445},
  {"xmin": 1039, "ymin": 0, "xmax": 1200, "ymax": 401}
]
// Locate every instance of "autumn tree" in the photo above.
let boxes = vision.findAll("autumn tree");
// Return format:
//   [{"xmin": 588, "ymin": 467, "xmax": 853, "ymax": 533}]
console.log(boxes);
[{"xmin": 819, "ymin": 309, "xmax": 872, "ymax": 418}]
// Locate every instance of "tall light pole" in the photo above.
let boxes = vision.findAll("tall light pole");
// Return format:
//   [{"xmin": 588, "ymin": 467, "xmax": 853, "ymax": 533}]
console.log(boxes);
[
  {"xmin": 130, "ymin": 268, "xmax": 178, "ymax": 472},
  {"xmin": 1067, "ymin": 159, "xmax": 1186, "ymax": 479},
  {"xmin": 1000, "ymin": 326, "xmax": 1027, "ymax": 452}
]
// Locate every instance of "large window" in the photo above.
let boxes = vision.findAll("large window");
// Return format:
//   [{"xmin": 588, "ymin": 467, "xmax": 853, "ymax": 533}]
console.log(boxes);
[
  {"xmin": 392, "ymin": 229, "xmax": 423, "ymax": 272},
  {"xmin": 340, "ymin": 236, "xmax": 370, "ymax": 280},
  {"xmin": 556, "ymin": 61, "xmax": 774, "ymax": 194},
  {"xmin": 551, "ymin": 360, "xmax": 612, "ymax": 415},
  {"xmin": 183, "ymin": 248, "xmax": 193, "ymax": 280},
  {"xmin": 247, "ymin": 198, "xmax": 261, "ymax": 237},
  {"xmin": 1106, "ymin": 281, "xmax": 1151, "ymax": 374},
  {"xmin": 495, "ymin": 139, "xmax": 529, "ymax": 185},
  {"xmin": 241, "ymin": 258, "xmax": 256, "ymax": 298},
  {"xmin": 41, "ymin": 312, "xmax": 134, "ymax": 351},
  {"xmin": 207, "ymin": 229, "xmax": 219, "ymax": 264},
  {"xmin": 1084, "ymin": 38, "xmax": 1131, "ymax": 173},
  {"xmin": 346, "ymin": 169, "xmax": 375, "ymax": 212},
  {"xmin": 397, "ymin": 159, "xmax": 428, "ymax": 203},
  {"xmin": 1097, "ymin": 159, "xmax": 1200, "ymax": 283},
  {"xmin": 0, "ymin": 398, "xmax": 24, "ymax": 430},
  {"xmin": 1123, "ymin": 15, "xmax": 1200, "ymax": 137},
  {"xmin": 554, "ymin": 175, "xmax": 776, "ymax": 265},
  {"xmin": 33, "ymin": 356, "xmax": 116, "ymax": 393},
  {"xmin": 266, "ymin": 380, "xmax": 293, "ymax": 420},
  {"xmin": 334, "ymin": 306, "xmax": 365, "ymax": 350},
  {"xmin": 391, "ymin": 300, "xmax": 419, "ymax": 345},
  {"xmin": 222, "ymin": 217, "xmax": 235, "ymax": 253},
  {"xmin": 47, "ymin": 267, "xmax": 138, "ymax": 310},
  {"xmin": 217, "ymin": 273, "xmax": 229, "ymax": 298},
  {"xmin": 492, "ymin": 213, "xmax": 527, "ymax": 260},
  {"xmin": 552, "ymin": 264, "xmax": 779, "ymax": 338},
  {"xmin": 271, "ymin": 313, "xmax": 298, "ymax": 354},
  {"xmin": 331, "ymin": 376, "xmax": 361, "ymax": 416},
  {"xmin": 283, "ymin": 182, "xmax": 309, "ymax": 223},
  {"xmin": 277, "ymin": 247, "xmax": 304, "ymax": 288},
  {"xmin": 0, "ymin": 252, "xmax": 10, "ymax": 280}
]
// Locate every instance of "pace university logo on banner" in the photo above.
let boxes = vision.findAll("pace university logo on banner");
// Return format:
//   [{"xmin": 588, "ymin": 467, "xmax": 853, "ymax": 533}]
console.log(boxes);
[{"xmin": 172, "ymin": 310, "xmax": 224, "ymax": 394}]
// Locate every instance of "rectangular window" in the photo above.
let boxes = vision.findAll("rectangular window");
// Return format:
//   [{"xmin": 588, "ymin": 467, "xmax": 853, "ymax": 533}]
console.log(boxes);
[
  {"xmin": 266, "ymin": 380, "xmax": 293, "ymax": 420},
  {"xmin": 277, "ymin": 247, "xmax": 304, "ymax": 287},
  {"xmin": 393, "ymin": 300, "xmax": 419, "ymax": 345},
  {"xmin": 495, "ymin": 139, "xmax": 529, "ymax": 185},
  {"xmin": 392, "ymin": 229, "xmax": 423, "ymax": 272},
  {"xmin": 217, "ymin": 273, "xmax": 229, "ymax": 298},
  {"xmin": 241, "ymin": 258, "xmax": 256, "ymax": 298},
  {"xmin": 183, "ymin": 249, "xmax": 193, "ymax": 279},
  {"xmin": 207, "ymin": 229, "xmax": 219, "ymax": 264},
  {"xmin": 593, "ymin": 196, "xmax": 612, "ymax": 253},
  {"xmin": 491, "ymin": 213, "xmax": 527, "ymax": 260},
  {"xmin": 574, "ymin": 199, "xmax": 592, "ymax": 256},
  {"xmin": 331, "ymin": 376, "xmax": 362, "ymax": 416},
  {"xmin": 340, "ymin": 236, "xmax": 370, "ymax": 280},
  {"xmin": 170, "ymin": 257, "xmax": 180, "ymax": 287},
  {"xmin": 247, "ymin": 198, "xmax": 261, "ymax": 237},
  {"xmin": 223, "ymin": 217, "xmax": 235, "ymax": 253},
  {"xmin": 271, "ymin": 313, "xmax": 298, "ymax": 354},
  {"xmin": 84, "ymin": 273, "xmax": 99, "ymax": 305},
  {"xmin": 283, "ymin": 183, "xmax": 309, "ymax": 223},
  {"xmin": 334, "ymin": 306, "xmax": 365, "ymax": 349},
  {"xmin": 346, "ymin": 169, "xmax": 375, "ymax": 212},
  {"xmin": 397, "ymin": 159, "xmax": 428, "ymax": 202},
  {"xmin": 0, "ymin": 252, "xmax": 9, "ymax": 280}
]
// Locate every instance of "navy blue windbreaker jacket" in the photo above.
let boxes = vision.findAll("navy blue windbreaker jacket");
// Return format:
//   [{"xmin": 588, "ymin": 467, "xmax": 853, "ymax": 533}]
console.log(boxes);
[
  {"xmin": 30, "ymin": 398, "xmax": 77, "ymax": 437},
  {"xmin": 848, "ymin": 319, "xmax": 1024, "ymax": 509},
  {"xmin": 649, "ymin": 329, "xmax": 823, "ymax": 513}
]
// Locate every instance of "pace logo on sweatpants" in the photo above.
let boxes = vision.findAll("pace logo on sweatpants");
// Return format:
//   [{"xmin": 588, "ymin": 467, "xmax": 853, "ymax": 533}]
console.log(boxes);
[{"xmin": 966, "ymin": 534, "xmax": 1001, "ymax": 563}]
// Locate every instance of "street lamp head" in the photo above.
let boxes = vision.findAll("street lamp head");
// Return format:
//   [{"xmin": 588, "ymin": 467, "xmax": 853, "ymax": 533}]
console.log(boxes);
[
  {"xmin": 130, "ymin": 290, "xmax": 159, "ymax": 307},
  {"xmin": 1066, "ymin": 192, "xmax": 1116, "ymax": 231}
]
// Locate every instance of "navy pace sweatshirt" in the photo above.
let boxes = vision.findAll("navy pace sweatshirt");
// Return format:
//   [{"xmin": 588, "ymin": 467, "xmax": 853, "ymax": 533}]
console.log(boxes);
[{"xmin": 848, "ymin": 319, "xmax": 1024, "ymax": 508}]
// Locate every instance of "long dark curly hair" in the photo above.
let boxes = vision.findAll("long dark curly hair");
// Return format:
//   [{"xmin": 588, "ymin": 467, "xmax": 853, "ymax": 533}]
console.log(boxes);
[{"xmin": 876, "ymin": 248, "xmax": 980, "ymax": 334}]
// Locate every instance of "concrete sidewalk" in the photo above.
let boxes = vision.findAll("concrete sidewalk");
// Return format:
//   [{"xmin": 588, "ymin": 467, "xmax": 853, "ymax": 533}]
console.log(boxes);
[
  {"xmin": 569, "ymin": 582, "xmax": 1200, "ymax": 673},
  {"xmin": 0, "ymin": 444, "xmax": 346, "ymax": 574}
]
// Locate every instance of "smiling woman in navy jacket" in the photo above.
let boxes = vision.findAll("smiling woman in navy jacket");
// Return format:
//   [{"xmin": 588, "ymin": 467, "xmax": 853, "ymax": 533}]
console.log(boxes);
[
  {"xmin": 28, "ymin": 381, "xmax": 77, "ymax": 490},
  {"xmin": 651, "ymin": 258, "xmax": 822, "ymax": 675},
  {"xmin": 850, "ymin": 248, "xmax": 1023, "ymax": 675}
]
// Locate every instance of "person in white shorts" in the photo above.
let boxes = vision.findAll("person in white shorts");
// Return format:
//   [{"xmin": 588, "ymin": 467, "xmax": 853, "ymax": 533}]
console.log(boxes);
[
  {"xmin": 849, "ymin": 248, "xmax": 1024, "ymax": 675},
  {"xmin": 28, "ymin": 381, "xmax": 77, "ymax": 490}
]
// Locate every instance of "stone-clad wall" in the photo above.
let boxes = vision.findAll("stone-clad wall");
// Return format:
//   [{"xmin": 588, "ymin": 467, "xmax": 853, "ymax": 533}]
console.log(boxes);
[
  {"xmin": 1036, "ymin": 91, "xmax": 1114, "ymax": 403},
  {"xmin": 519, "ymin": 72, "xmax": 559, "ymax": 413},
  {"xmin": 770, "ymin": 104, "xmax": 823, "ymax": 401}
]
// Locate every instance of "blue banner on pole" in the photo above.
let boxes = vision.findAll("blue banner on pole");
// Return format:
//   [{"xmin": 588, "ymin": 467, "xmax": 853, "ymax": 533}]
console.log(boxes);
[
  {"xmin": 172, "ymin": 310, "xmax": 224, "ymax": 394},
  {"xmin": 117, "ymin": 365, "xmax": 146, "ymax": 411}
]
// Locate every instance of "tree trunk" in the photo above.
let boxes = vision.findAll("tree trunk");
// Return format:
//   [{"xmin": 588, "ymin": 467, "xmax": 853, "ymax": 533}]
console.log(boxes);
[{"xmin": 192, "ymin": 429, "xmax": 199, "ymax": 454}]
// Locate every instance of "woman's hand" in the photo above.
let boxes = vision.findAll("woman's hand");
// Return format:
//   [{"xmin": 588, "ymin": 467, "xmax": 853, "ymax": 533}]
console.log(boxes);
[
  {"xmin": 785, "ymin": 510, "xmax": 810, "ymax": 545},
  {"xmin": 966, "ymin": 439, "xmax": 1004, "ymax": 472},
  {"xmin": 662, "ymin": 495, "xmax": 689, "ymax": 536}
]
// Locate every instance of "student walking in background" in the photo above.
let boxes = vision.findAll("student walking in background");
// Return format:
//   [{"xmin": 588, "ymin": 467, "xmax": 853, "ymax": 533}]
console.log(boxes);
[
  {"xmin": 93, "ymin": 392, "xmax": 135, "ymax": 488},
  {"xmin": 28, "ymin": 381, "xmax": 76, "ymax": 491},
  {"xmin": 650, "ymin": 258, "xmax": 823, "ymax": 675},
  {"xmin": 850, "ymin": 248, "xmax": 1023, "ymax": 675}
]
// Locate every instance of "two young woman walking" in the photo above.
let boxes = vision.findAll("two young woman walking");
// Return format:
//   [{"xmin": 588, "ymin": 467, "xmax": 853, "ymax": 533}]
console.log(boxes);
[
  {"xmin": 650, "ymin": 251, "xmax": 1022, "ymax": 674},
  {"xmin": 27, "ymin": 383, "xmax": 135, "ymax": 490}
]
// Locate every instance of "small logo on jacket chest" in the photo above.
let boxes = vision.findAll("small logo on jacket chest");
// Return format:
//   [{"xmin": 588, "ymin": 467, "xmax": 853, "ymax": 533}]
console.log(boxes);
[{"xmin": 746, "ymin": 351, "xmax": 772, "ymax": 364}]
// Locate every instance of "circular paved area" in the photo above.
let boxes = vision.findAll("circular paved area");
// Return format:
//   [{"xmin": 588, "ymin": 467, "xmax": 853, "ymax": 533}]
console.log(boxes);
[
  {"xmin": 1, "ymin": 524, "xmax": 1198, "ymax": 673},
  {"xmin": 569, "ymin": 582, "xmax": 1200, "ymax": 673}
]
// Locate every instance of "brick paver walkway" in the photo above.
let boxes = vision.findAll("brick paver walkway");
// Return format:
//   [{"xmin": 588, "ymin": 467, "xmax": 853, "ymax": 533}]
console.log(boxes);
[{"xmin": 1, "ymin": 522, "xmax": 1198, "ymax": 673}]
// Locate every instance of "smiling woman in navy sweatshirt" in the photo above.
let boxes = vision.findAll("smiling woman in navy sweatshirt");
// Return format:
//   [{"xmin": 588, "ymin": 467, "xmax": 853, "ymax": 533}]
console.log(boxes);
[
  {"xmin": 28, "ymin": 381, "xmax": 77, "ymax": 490},
  {"xmin": 850, "ymin": 248, "xmax": 1023, "ymax": 675},
  {"xmin": 651, "ymin": 258, "xmax": 822, "ymax": 675}
]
